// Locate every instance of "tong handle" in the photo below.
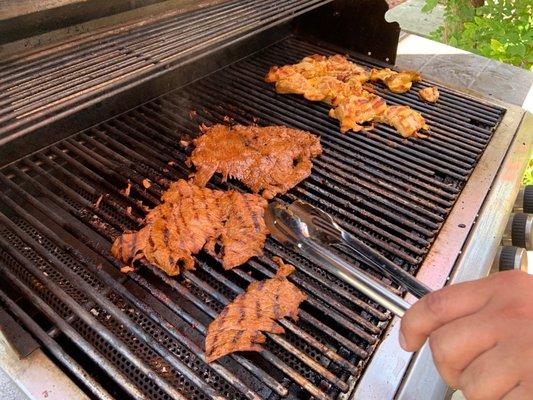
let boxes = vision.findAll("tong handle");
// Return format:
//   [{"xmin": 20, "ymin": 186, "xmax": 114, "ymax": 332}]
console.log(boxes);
[
  {"xmin": 298, "ymin": 237, "xmax": 411, "ymax": 317},
  {"xmin": 338, "ymin": 230, "xmax": 432, "ymax": 299}
]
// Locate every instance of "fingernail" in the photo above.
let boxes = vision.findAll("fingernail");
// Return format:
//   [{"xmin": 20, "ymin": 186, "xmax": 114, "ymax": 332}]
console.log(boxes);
[{"xmin": 399, "ymin": 331, "xmax": 407, "ymax": 350}]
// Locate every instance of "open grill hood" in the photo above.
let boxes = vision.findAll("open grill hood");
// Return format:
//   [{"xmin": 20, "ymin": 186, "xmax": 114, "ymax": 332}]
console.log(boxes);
[{"xmin": 0, "ymin": 1, "xmax": 530, "ymax": 399}]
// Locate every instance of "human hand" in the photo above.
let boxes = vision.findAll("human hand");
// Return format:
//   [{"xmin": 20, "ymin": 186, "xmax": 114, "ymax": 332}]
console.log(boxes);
[{"xmin": 400, "ymin": 270, "xmax": 533, "ymax": 400}]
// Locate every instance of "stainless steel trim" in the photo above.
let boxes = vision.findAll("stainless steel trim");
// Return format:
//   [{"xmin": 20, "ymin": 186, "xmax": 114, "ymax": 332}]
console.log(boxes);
[
  {"xmin": 515, "ymin": 248, "xmax": 528, "ymax": 272},
  {"xmin": 525, "ymin": 214, "xmax": 533, "ymax": 250},
  {"xmin": 502, "ymin": 215, "xmax": 513, "ymax": 246},
  {"xmin": 351, "ymin": 104, "xmax": 529, "ymax": 400},
  {"xmin": 396, "ymin": 110, "xmax": 533, "ymax": 400},
  {"xmin": 0, "ymin": 330, "xmax": 89, "ymax": 400},
  {"xmin": 513, "ymin": 187, "xmax": 525, "ymax": 212}
]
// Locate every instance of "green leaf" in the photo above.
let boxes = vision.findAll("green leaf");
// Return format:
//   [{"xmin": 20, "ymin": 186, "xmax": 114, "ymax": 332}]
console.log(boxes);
[
  {"xmin": 508, "ymin": 43, "xmax": 527, "ymax": 57},
  {"xmin": 430, "ymin": 0, "xmax": 533, "ymax": 70},
  {"xmin": 421, "ymin": 0, "xmax": 438, "ymax": 13},
  {"xmin": 490, "ymin": 38, "xmax": 505, "ymax": 53}
]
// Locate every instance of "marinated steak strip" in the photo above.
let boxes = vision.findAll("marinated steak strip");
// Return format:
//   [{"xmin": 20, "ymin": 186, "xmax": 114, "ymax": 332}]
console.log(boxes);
[
  {"xmin": 205, "ymin": 258, "xmax": 307, "ymax": 362},
  {"xmin": 188, "ymin": 124, "xmax": 322, "ymax": 199},
  {"xmin": 111, "ymin": 179, "xmax": 268, "ymax": 275},
  {"xmin": 266, "ymin": 55, "xmax": 430, "ymax": 138}
]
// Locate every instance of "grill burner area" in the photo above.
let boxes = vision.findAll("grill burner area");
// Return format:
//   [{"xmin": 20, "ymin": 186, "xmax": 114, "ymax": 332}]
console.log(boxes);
[{"xmin": 0, "ymin": 36, "xmax": 505, "ymax": 400}]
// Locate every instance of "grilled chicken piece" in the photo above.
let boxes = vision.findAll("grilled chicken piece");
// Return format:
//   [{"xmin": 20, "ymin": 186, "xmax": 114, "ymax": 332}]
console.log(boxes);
[
  {"xmin": 267, "ymin": 55, "xmax": 430, "ymax": 138},
  {"xmin": 111, "ymin": 180, "xmax": 268, "ymax": 275},
  {"xmin": 376, "ymin": 106, "xmax": 429, "ymax": 138},
  {"xmin": 419, "ymin": 86, "xmax": 439, "ymax": 103},
  {"xmin": 205, "ymin": 257, "xmax": 306, "ymax": 362},
  {"xmin": 266, "ymin": 54, "xmax": 369, "ymax": 83},
  {"xmin": 369, "ymin": 68, "xmax": 396, "ymax": 82},
  {"xmin": 329, "ymin": 94, "xmax": 387, "ymax": 133},
  {"xmin": 370, "ymin": 68, "xmax": 421, "ymax": 93},
  {"xmin": 188, "ymin": 125, "xmax": 322, "ymax": 200},
  {"xmin": 275, "ymin": 74, "xmax": 365, "ymax": 105}
]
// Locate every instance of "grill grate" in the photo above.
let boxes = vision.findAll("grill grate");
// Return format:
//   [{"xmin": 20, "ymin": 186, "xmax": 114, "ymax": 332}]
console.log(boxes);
[
  {"xmin": 0, "ymin": 36, "xmax": 504, "ymax": 399},
  {"xmin": 0, "ymin": 0, "xmax": 331, "ymax": 141}
]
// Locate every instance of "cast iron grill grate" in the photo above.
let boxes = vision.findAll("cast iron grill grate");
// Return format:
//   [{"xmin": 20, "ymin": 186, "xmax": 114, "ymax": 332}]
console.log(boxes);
[{"xmin": 0, "ymin": 36, "xmax": 504, "ymax": 399}]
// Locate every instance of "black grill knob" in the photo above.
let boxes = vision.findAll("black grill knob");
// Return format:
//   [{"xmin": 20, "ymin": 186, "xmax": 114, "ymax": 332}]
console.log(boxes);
[
  {"xmin": 525, "ymin": 186, "xmax": 533, "ymax": 213},
  {"xmin": 514, "ymin": 186, "xmax": 533, "ymax": 213},
  {"xmin": 502, "ymin": 213, "xmax": 533, "ymax": 250},
  {"xmin": 511, "ymin": 213, "xmax": 533, "ymax": 250},
  {"xmin": 493, "ymin": 246, "xmax": 528, "ymax": 272}
]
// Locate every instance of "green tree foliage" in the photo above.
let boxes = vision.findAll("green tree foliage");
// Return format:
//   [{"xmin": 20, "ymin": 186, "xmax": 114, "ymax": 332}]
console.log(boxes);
[
  {"xmin": 524, "ymin": 159, "xmax": 533, "ymax": 185},
  {"xmin": 423, "ymin": 0, "xmax": 533, "ymax": 70}
]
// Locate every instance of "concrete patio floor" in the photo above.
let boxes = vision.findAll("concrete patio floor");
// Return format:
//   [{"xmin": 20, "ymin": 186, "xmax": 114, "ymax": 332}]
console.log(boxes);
[
  {"xmin": 386, "ymin": 0, "xmax": 533, "ymax": 112},
  {"xmin": 387, "ymin": 0, "xmax": 444, "ymax": 37}
]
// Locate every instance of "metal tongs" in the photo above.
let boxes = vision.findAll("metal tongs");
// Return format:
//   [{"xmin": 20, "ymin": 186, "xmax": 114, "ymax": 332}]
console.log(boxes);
[{"xmin": 265, "ymin": 200, "xmax": 432, "ymax": 317}]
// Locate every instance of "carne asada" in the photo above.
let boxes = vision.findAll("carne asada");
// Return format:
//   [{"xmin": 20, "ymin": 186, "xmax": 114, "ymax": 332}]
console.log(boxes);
[
  {"xmin": 188, "ymin": 124, "xmax": 322, "ymax": 199},
  {"xmin": 111, "ymin": 179, "xmax": 268, "ymax": 275},
  {"xmin": 205, "ymin": 257, "xmax": 306, "ymax": 362}
]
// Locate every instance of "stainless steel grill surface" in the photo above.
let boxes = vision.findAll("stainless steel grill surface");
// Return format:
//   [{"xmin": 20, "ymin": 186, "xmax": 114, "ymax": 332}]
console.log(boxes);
[{"xmin": 0, "ymin": 36, "xmax": 505, "ymax": 399}]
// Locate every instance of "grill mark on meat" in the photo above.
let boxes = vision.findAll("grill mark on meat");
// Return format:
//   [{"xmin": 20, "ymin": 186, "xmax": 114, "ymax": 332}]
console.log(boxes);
[
  {"xmin": 205, "ymin": 258, "xmax": 306, "ymax": 362},
  {"xmin": 231, "ymin": 329, "xmax": 245, "ymax": 346},
  {"xmin": 255, "ymin": 297, "xmax": 261, "ymax": 320},
  {"xmin": 273, "ymin": 285, "xmax": 281, "ymax": 319},
  {"xmin": 188, "ymin": 125, "xmax": 322, "ymax": 200},
  {"xmin": 111, "ymin": 180, "xmax": 268, "ymax": 276},
  {"xmin": 245, "ymin": 197, "xmax": 262, "ymax": 233}
]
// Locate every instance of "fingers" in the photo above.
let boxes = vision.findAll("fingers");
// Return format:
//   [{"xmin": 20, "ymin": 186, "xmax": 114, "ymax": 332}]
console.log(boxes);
[
  {"xmin": 502, "ymin": 384, "xmax": 533, "ymax": 400},
  {"xmin": 400, "ymin": 277, "xmax": 497, "ymax": 351},
  {"xmin": 427, "ymin": 312, "xmax": 500, "ymax": 388},
  {"xmin": 459, "ymin": 343, "xmax": 521, "ymax": 400}
]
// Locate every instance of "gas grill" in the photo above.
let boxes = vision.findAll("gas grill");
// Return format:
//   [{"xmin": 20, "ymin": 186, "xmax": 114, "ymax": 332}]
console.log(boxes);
[{"xmin": 0, "ymin": 1, "xmax": 531, "ymax": 399}]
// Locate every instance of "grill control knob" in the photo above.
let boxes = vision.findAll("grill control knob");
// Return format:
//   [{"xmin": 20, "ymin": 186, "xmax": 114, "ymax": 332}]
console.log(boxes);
[
  {"xmin": 514, "ymin": 186, "xmax": 533, "ymax": 213},
  {"xmin": 492, "ymin": 246, "xmax": 528, "ymax": 272},
  {"xmin": 502, "ymin": 213, "xmax": 533, "ymax": 250}
]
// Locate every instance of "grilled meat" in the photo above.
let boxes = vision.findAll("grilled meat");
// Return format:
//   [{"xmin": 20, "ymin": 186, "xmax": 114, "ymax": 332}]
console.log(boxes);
[
  {"xmin": 419, "ymin": 86, "xmax": 439, "ymax": 103},
  {"xmin": 329, "ymin": 94, "xmax": 387, "ymax": 133},
  {"xmin": 266, "ymin": 55, "xmax": 429, "ymax": 138},
  {"xmin": 205, "ymin": 257, "xmax": 306, "ymax": 362},
  {"xmin": 188, "ymin": 125, "xmax": 322, "ymax": 200},
  {"xmin": 370, "ymin": 68, "xmax": 421, "ymax": 93},
  {"xmin": 369, "ymin": 68, "xmax": 396, "ymax": 82},
  {"xmin": 376, "ymin": 105, "xmax": 429, "ymax": 138},
  {"xmin": 265, "ymin": 54, "xmax": 369, "ymax": 83},
  {"xmin": 111, "ymin": 179, "xmax": 268, "ymax": 275},
  {"xmin": 275, "ymin": 74, "xmax": 364, "ymax": 105}
]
